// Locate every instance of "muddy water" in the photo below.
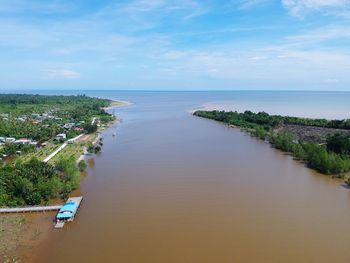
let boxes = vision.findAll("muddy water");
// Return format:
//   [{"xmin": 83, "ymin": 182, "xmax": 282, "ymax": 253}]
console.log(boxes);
[{"xmin": 33, "ymin": 92, "xmax": 350, "ymax": 263}]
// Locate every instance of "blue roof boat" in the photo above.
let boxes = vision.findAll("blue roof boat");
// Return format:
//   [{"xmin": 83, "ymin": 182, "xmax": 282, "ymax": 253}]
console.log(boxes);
[
  {"xmin": 56, "ymin": 201, "xmax": 79, "ymax": 220},
  {"xmin": 55, "ymin": 197, "xmax": 83, "ymax": 227}
]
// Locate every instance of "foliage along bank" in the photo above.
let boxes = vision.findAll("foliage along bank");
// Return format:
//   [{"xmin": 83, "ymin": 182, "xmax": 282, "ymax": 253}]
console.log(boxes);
[{"xmin": 194, "ymin": 110, "xmax": 350, "ymax": 183}]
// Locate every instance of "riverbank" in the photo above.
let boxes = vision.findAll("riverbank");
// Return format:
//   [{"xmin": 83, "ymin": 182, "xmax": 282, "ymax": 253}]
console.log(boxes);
[
  {"xmin": 0, "ymin": 98, "xmax": 128, "ymax": 262},
  {"xmin": 194, "ymin": 110, "xmax": 350, "ymax": 179}
]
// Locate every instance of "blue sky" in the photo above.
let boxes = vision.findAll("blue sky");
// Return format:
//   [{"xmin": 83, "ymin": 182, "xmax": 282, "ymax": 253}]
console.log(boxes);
[{"xmin": 1, "ymin": 0, "xmax": 350, "ymax": 91}]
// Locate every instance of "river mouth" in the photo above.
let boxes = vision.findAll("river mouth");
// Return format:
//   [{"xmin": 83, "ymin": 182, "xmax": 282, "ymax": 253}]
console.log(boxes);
[{"xmin": 26, "ymin": 91, "xmax": 350, "ymax": 263}]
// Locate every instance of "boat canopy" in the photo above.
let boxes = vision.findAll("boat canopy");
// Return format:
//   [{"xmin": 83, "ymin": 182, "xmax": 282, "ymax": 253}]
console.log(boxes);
[{"xmin": 56, "ymin": 201, "xmax": 78, "ymax": 219}]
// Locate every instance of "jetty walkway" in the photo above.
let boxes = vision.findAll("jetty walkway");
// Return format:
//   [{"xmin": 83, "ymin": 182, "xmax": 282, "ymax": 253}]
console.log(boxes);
[{"xmin": 0, "ymin": 205, "xmax": 62, "ymax": 213}]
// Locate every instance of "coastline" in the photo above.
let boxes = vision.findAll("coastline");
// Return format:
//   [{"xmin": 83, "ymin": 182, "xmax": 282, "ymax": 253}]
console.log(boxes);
[
  {"xmin": 102, "ymin": 99, "xmax": 132, "ymax": 110},
  {"xmin": 193, "ymin": 102, "xmax": 350, "ymax": 120},
  {"xmin": 74, "ymin": 99, "xmax": 128, "ymax": 163},
  {"xmin": 0, "ymin": 98, "xmax": 129, "ymax": 262}
]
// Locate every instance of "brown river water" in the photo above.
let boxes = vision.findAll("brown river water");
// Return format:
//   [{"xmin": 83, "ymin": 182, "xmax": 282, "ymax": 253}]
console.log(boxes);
[{"xmin": 29, "ymin": 91, "xmax": 350, "ymax": 263}]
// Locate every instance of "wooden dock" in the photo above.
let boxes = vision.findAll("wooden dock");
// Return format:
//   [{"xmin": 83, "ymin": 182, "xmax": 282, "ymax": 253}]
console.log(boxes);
[
  {"xmin": 0, "ymin": 196, "xmax": 83, "ymax": 229},
  {"xmin": 0, "ymin": 205, "xmax": 62, "ymax": 213}
]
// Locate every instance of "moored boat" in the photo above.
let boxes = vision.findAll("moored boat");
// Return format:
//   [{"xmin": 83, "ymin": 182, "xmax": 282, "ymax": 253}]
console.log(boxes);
[{"xmin": 54, "ymin": 196, "xmax": 83, "ymax": 228}]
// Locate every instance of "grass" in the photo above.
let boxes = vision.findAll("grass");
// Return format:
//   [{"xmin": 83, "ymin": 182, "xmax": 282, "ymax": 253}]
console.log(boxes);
[
  {"xmin": 48, "ymin": 141, "xmax": 89, "ymax": 165},
  {"xmin": 16, "ymin": 142, "xmax": 60, "ymax": 163}
]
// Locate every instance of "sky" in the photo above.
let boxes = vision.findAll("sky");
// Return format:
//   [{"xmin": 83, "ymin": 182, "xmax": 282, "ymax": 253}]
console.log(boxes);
[{"xmin": 1, "ymin": 0, "xmax": 350, "ymax": 91}]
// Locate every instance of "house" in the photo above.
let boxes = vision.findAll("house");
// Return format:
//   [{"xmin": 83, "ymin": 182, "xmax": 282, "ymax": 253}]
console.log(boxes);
[
  {"xmin": 5, "ymin": 138, "xmax": 16, "ymax": 143},
  {"xmin": 0, "ymin": 137, "xmax": 5, "ymax": 143},
  {"xmin": 16, "ymin": 117, "xmax": 26, "ymax": 122},
  {"xmin": 14, "ymin": 138, "xmax": 31, "ymax": 145},
  {"xmin": 55, "ymin": 133, "xmax": 67, "ymax": 140},
  {"xmin": 67, "ymin": 139, "xmax": 75, "ymax": 144},
  {"xmin": 62, "ymin": 123, "xmax": 75, "ymax": 129}
]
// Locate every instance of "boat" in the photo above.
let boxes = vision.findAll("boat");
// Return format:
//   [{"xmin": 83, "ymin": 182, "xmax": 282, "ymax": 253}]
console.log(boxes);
[
  {"xmin": 54, "ymin": 196, "xmax": 83, "ymax": 228},
  {"xmin": 112, "ymin": 132, "xmax": 116, "ymax": 136}
]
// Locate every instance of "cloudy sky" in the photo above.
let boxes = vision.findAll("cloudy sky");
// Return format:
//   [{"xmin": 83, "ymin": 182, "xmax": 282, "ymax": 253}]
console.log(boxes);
[{"xmin": 1, "ymin": 0, "xmax": 350, "ymax": 90}]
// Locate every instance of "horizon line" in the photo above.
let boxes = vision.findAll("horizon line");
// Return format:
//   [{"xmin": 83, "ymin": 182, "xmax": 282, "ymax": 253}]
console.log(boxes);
[{"xmin": 1, "ymin": 89, "xmax": 350, "ymax": 93}]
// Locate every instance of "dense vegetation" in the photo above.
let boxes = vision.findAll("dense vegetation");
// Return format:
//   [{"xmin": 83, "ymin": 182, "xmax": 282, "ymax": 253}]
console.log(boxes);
[
  {"xmin": 194, "ymin": 110, "xmax": 350, "ymax": 180},
  {"xmin": 0, "ymin": 158, "xmax": 80, "ymax": 206},
  {"xmin": 0, "ymin": 94, "xmax": 114, "ymax": 141},
  {"xmin": 326, "ymin": 133, "xmax": 350, "ymax": 155},
  {"xmin": 0, "ymin": 94, "xmax": 111, "ymax": 117},
  {"xmin": 270, "ymin": 132, "xmax": 350, "ymax": 176},
  {"xmin": 194, "ymin": 110, "xmax": 350, "ymax": 130},
  {"xmin": 0, "ymin": 94, "xmax": 116, "ymax": 206}
]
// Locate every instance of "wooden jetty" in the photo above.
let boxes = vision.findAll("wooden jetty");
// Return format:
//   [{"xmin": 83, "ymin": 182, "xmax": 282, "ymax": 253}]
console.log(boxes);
[
  {"xmin": 0, "ymin": 205, "xmax": 62, "ymax": 213},
  {"xmin": 0, "ymin": 196, "xmax": 83, "ymax": 229}
]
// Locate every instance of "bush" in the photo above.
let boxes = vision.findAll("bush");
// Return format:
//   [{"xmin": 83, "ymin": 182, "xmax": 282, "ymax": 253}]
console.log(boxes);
[
  {"xmin": 78, "ymin": 160, "xmax": 87, "ymax": 172},
  {"xmin": 327, "ymin": 133, "xmax": 350, "ymax": 155}
]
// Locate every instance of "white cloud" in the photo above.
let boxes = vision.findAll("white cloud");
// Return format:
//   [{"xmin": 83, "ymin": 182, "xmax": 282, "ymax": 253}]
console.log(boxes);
[
  {"xmin": 248, "ymin": 56, "xmax": 269, "ymax": 60},
  {"xmin": 286, "ymin": 25, "xmax": 350, "ymax": 43},
  {"xmin": 236, "ymin": 0, "xmax": 271, "ymax": 10},
  {"xmin": 46, "ymin": 69, "xmax": 80, "ymax": 79},
  {"xmin": 95, "ymin": 0, "xmax": 208, "ymax": 25},
  {"xmin": 282, "ymin": 0, "xmax": 350, "ymax": 17},
  {"xmin": 326, "ymin": 78, "xmax": 339, "ymax": 83}
]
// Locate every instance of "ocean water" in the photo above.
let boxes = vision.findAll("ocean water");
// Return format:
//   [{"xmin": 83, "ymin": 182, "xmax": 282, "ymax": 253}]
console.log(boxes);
[{"xmin": 9, "ymin": 90, "xmax": 350, "ymax": 119}]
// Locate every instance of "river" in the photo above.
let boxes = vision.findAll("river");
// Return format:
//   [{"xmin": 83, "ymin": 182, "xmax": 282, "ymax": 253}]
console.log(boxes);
[{"xmin": 29, "ymin": 91, "xmax": 350, "ymax": 263}]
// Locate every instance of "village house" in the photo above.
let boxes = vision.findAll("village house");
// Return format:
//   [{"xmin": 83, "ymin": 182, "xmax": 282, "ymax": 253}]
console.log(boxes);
[
  {"xmin": 16, "ymin": 117, "xmax": 26, "ymax": 122},
  {"xmin": 5, "ymin": 138, "xmax": 16, "ymax": 143},
  {"xmin": 14, "ymin": 138, "xmax": 32, "ymax": 145},
  {"xmin": 55, "ymin": 133, "xmax": 67, "ymax": 140},
  {"xmin": 62, "ymin": 123, "xmax": 75, "ymax": 129},
  {"xmin": 32, "ymin": 120, "xmax": 41, "ymax": 124}
]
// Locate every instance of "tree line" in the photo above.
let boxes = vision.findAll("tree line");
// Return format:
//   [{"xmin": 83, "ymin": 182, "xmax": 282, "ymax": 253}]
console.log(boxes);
[
  {"xmin": 194, "ymin": 110, "xmax": 350, "ymax": 130},
  {"xmin": 0, "ymin": 157, "xmax": 81, "ymax": 206}
]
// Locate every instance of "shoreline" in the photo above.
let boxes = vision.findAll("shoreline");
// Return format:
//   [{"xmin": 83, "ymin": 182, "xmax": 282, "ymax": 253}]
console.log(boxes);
[
  {"xmin": 0, "ymin": 98, "xmax": 128, "ymax": 262},
  {"xmin": 102, "ymin": 99, "xmax": 132, "ymax": 110},
  {"xmin": 194, "ymin": 109, "xmax": 350, "ymax": 180},
  {"xmin": 192, "ymin": 103, "xmax": 350, "ymax": 120}
]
